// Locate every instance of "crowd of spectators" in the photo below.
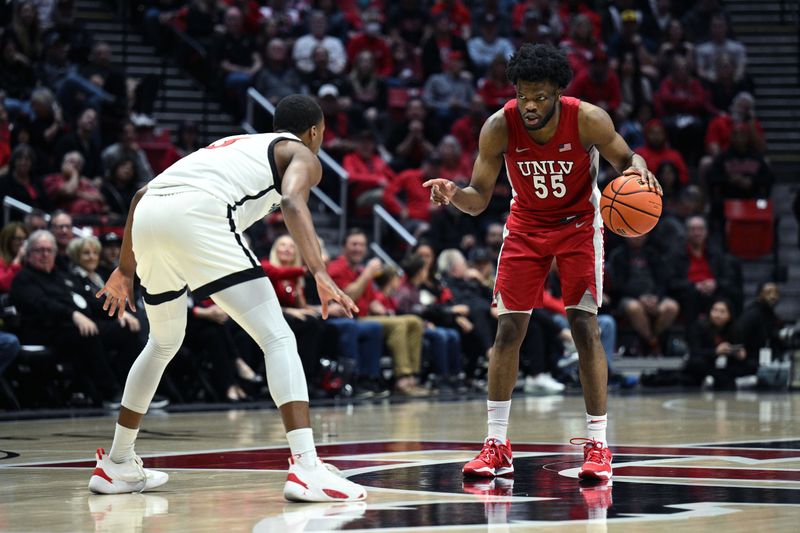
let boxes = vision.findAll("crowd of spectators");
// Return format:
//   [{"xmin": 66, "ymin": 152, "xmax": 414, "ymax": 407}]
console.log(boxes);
[{"xmin": 0, "ymin": 0, "xmax": 794, "ymax": 409}]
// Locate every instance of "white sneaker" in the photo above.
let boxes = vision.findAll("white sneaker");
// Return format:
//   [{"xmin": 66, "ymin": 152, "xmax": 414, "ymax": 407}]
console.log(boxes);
[
  {"xmin": 283, "ymin": 457, "xmax": 367, "ymax": 502},
  {"xmin": 88, "ymin": 448, "xmax": 169, "ymax": 494},
  {"xmin": 524, "ymin": 373, "xmax": 565, "ymax": 394}
]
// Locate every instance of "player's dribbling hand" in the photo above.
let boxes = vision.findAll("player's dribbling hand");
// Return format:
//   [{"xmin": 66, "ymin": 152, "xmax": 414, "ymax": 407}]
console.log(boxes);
[
  {"xmin": 623, "ymin": 167, "xmax": 663, "ymax": 196},
  {"xmin": 423, "ymin": 178, "xmax": 458, "ymax": 206},
  {"xmin": 96, "ymin": 267, "xmax": 136, "ymax": 319},
  {"xmin": 314, "ymin": 271, "xmax": 359, "ymax": 319}
]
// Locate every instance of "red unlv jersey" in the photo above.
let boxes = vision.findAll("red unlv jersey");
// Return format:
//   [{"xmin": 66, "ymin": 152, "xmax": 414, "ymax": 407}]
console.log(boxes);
[{"xmin": 502, "ymin": 96, "xmax": 600, "ymax": 232}]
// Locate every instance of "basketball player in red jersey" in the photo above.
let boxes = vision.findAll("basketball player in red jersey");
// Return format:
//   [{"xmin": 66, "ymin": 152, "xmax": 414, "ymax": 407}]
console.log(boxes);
[{"xmin": 424, "ymin": 44, "xmax": 662, "ymax": 482}]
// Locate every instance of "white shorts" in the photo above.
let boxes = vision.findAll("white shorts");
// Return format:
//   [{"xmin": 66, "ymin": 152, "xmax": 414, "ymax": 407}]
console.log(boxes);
[{"xmin": 133, "ymin": 188, "xmax": 265, "ymax": 305}]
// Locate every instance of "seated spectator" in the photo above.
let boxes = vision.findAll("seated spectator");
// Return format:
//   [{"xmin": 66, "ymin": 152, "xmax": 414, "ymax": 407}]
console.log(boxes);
[
  {"xmin": 615, "ymin": 50, "xmax": 653, "ymax": 124},
  {"xmin": 101, "ymin": 157, "xmax": 139, "ymax": 218},
  {"xmin": 438, "ymin": 135, "xmax": 472, "ymax": 186},
  {"xmin": 213, "ymin": 6, "xmax": 261, "ymax": 118},
  {"xmin": 671, "ymin": 215, "xmax": 742, "ymax": 324},
  {"xmin": 0, "ymin": 34, "xmax": 37, "ymax": 112},
  {"xmin": 618, "ymin": 101, "xmax": 653, "ymax": 150},
  {"xmin": 558, "ymin": 0, "xmax": 602, "ymax": 40},
  {"xmin": 685, "ymin": 298, "xmax": 745, "ymax": 388},
  {"xmin": 317, "ymin": 84, "xmax": 356, "ymax": 158},
  {"xmin": 49, "ymin": 210, "xmax": 73, "ymax": 271},
  {"xmin": 28, "ymin": 87, "xmax": 65, "ymax": 171},
  {"xmin": 450, "ymin": 94, "xmax": 487, "ymax": 157},
  {"xmin": 10, "ymin": 230, "xmax": 131, "ymax": 406},
  {"xmin": 635, "ymin": 119, "xmax": 689, "ymax": 186},
  {"xmin": 44, "ymin": 151, "xmax": 109, "ymax": 218},
  {"xmin": 310, "ymin": 0, "xmax": 350, "ymax": 42},
  {"xmin": 736, "ymin": 282, "xmax": 782, "ymax": 383},
  {"xmin": 260, "ymin": 235, "xmax": 342, "ymax": 396},
  {"xmin": 253, "ymin": 38, "xmax": 305, "ymax": 106},
  {"xmin": 0, "ymin": 144, "xmax": 50, "ymax": 214},
  {"xmin": 0, "ymin": 101, "xmax": 9, "ymax": 175},
  {"xmin": 422, "ymin": 50, "xmax": 474, "ymax": 129},
  {"xmin": 559, "ymin": 14, "xmax": 599, "ymax": 79},
  {"xmin": 174, "ymin": 120, "xmax": 200, "ymax": 160},
  {"xmin": 467, "ymin": 14, "xmax": 513, "ymax": 76},
  {"xmin": 101, "ymin": 122, "xmax": 154, "ymax": 184},
  {"xmin": 385, "ymin": 97, "xmax": 441, "ymax": 171},
  {"xmin": 471, "ymin": 0, "xmax": 512, "ymax": 38},
  {"xmin": 327, "ymin": 229, "xmax": 428, "ymax": 396},
  {"xmin": 477, "ymin": 55, "xmax": 515, "ymax": 110},
  {"xmin": 654, "ymin": 55, "xmax": 713, "ymax": 165},
  {"xmin": 292, "ymin": 10, "xmax": 346, "ymax": 75},
  {"xmin": 23, "ymin": 208, "xmax": 47, "ymax": 233},
  {"xmin": 516, "ymin": 9, "xmax": 559, "ymax": 47},
  {"xmin": 657, "ymin": 18, "xmax": 695, "ymax": 77},
  {"xmin": 704, "ymin": 92, "xmax": 766, "ymax": 158},
  {"xmin": 606, "ymin": 9, "xmax": 658, "ymax": 76},
  {"xmin": 0, "ymin": 222, "xmax": 28, "ymax": 293},
  {"xmin": 258, "ymin": 0, "xmax": 303, "ymax": 41},
  {"xmin": 391, "ymin": 255, "xmax": 465, "ymax": 391},
  {"xmin": 706, "ymin": 53, "xmax": 754, "ymax": 115},
  {"xmin": 707, "ymin": 124, "xmax": 774, "ymax": 227},
  {"xmin": 78, "ymin": 42, "xmax": 127, "ymax": 118},
  {"xmin": 342, "ymin": 130, "xmax": 395, "ymax": 211},
  {"xmin": 430, "ymin": 0, "xmax": 472, "ymax": 40},
  {"xmin": 9, "ymin": 0, "xmax": 42, "ymax": 62},
  {"xmin": 183, "ymin": 0, "xmax": 220, "ymax": 48},
  {"xmin": 384, "ymin": 152, "xmax": 443, "ymax": 237},
  {"xmin": 49, "ymin": 0, "xmax": 94, "ymax": 65},
  {"xmin": 426, "ymin": 202, "xmax": 480, "ymax": 254},
  {"xmin": 54, "ymin": 107, "xmax": 103, "ymax": 181},
  {"xmin": 565, "ymin": 48, "xmax": 621, "ymax": 116},
  {"xmin": 512, "ymin": 1, "xmax": 563, "ymax": 39},
  {"xmin": 302, "ymin": 45, "xmax": 352, "ymax": 102},
  {"xmin": 347, "ymin": 50, "xmax": 388, "ymax": 131},
  {"xmin": 96, "ymin": 231, "xmax": 121, "ymax": 279},
  {"xmin": 421, "ymin": 13, "xmax": 470, "ymax": 78},
  {"xmin": 346, "ymin": 7, "xmax": 392, "ymax": 77},
  {"xmin": 386, "ymin": 0, "xmax": 428, "ymax": 47},
  {"xmin": 606, "ymin": 233, "xmax": 681, "ymax": 355},
  {"xmin": 695, "ymin": 14, "xmax": 747, "ymax": 84}
]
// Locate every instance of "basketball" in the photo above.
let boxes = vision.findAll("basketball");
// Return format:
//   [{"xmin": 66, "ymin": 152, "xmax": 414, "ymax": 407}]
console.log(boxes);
[{"xmin": 599, "ymin": 175, "xmax": 662, "ymax": 237}]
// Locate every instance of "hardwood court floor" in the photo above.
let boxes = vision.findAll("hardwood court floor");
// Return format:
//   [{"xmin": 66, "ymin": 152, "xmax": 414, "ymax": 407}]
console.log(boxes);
[{"xmin": 1, "ymin": 391, "xmax": 798, "ymax": 532}]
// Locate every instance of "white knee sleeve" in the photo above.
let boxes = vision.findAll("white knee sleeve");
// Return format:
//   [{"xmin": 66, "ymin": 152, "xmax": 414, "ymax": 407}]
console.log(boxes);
[
  {"xmin": 211, "ymin": 278, "xmax": 308, "ymax": 406},
  {"xmin": 121, "ymin": 296, "xmax": 187, "ymax": 413}
]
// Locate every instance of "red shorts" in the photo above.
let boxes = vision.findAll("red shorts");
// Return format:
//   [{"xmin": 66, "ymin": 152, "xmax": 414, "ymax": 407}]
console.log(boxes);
[{"xmin": 493, "ymin": 212, "xmax": 604, "ymax": 312}]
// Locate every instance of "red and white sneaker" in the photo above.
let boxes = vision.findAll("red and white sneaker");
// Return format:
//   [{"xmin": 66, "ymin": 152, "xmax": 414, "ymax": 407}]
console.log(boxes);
[
  {"xmin": 462, "ymin": 438, "xmax": 514, "ymax": 477},
  {"xmin": 88, "ymin": 448, "xmax": 169, "ymax": 494},
  {"xmin": 283, "ymin": 457, "xmax": 367, "ymax": 502},
  {"xmin": 571, "ymin": 438, "xmax": 613, "ymax": 481}
]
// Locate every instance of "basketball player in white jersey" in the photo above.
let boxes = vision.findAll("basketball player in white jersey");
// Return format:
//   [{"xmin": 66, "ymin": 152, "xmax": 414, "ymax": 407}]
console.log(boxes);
[{"xmin": 89, "ymin": 95, "xmax": 366, "ymax": 502}]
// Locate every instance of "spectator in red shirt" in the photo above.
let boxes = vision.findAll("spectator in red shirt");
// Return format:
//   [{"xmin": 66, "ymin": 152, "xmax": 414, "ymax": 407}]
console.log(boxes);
[
  {"xmin": 477, "ymin": 55, "xmax": 516, "ymax": 110},
  {"xmin": 565, "ymin": 48, "xmax": 621, "ymax": 115},
  {"xmin": 635, "ymin": 119, "xmax": 689, "ymax": 186},
  {"xmin": 705, "ymin": 91, "xmax": 765, "ymax": 157},
  {"xmin": 327, "ymin": 229, "xmax": 428, "ymax": 396},
  {"xmin": 383, "ymin": 153, "xmax": 443, "ymax": 237},
  {"xmin": 0, "ymin": 222, "xmax": 28, "ymax": 293},
  {"xmin": 0, "ymin": 144, "xmax": 49, "ymax": 214},
  {"xmin": 43, "ymin": 151, "xmax": 108, "ymax": 218},
  {"xmin": 438, "ymin": 135, "xmax": 472, "ymax": 186},
  {"xmin": 654, "ymin": 55, "xmax": 713, "ymax": 164},
  {"xmin": 346, "ymin": 7, "xmax": 393, "ymax": 77},
  {"xmin": 430, "ymin": 0, "xmax": 472, "ymax": 40},
  {"xmin": 342, "ymin": 130, "xmax": 396, "ymax": 213},
  {"xmin": 559, "ymin": 14, "xmax": 600, "ymax": 79},
  {"xmin": 559, "ymin": 0, "xmax": 602, "ymax": 40},
  {"xmin": 421, "ymin": 13, "xmax": 471, "ymax": 78},
  {"xmin": 316, "ymin": 84, "xmax": 356, "ymax": 158},
  {"xmin": 450, "ymin": 95, "xmax": 487, "ymax": 158}
]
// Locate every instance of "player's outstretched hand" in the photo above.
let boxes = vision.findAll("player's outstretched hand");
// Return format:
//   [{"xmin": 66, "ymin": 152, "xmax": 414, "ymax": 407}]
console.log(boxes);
[
  {"xmin": 623, "ymin": 167, "xmax": 663, "ymax": 196},
  {"xmin": 96, "ymin": 267, "xmax": 136, "ymax": 319},
  {"xmin": 423, "ymin": 178, "xmax": 458, "ymax": 206},
  {"xmin": 314, "ymin": 271, "xmax": 359, "ymax": 319}
]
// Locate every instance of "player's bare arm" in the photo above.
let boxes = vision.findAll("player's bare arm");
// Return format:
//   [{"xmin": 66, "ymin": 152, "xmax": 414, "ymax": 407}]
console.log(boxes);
[
  {"xmin": 424, "ymin": 110, "xmax": 507, "ymax": 216},
  {"xmin": 278, "ymin": 142, "xmax": 358, "ymax": 319},
  {"xmin": 96, "ymin": 184, "xmax": 148, "ymax": 318},
  {"xmin": 578, "ymin": 102, "xmax": 662, "ymax": 195}
]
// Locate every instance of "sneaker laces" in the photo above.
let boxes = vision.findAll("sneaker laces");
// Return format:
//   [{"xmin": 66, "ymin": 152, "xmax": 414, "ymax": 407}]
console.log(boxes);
[
  {"xmin": 569, "ymin": 438, "xmax": 605, "ymax": 463},
  {"xmin": 478, "ymin": 439, "xmax": 500, "ymax": 464},
  {"xmin": 131, "ymin": 455, "xmax": 148, "ymax": 492}
]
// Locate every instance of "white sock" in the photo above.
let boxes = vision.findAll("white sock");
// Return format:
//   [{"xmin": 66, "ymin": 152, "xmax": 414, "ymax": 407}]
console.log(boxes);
[
  {"xmin": 487, "ymin": 400, "xmax": 511, "ymax": 442},
  {"xmin": 287, "ymin": 427, "xmax": 318, "ymax": 467},
  {"xmin": 109, "ymin": 423, "xmax": 139, "ymax": 463},
  {"xmin": 586, "ymin": 413, "xmax": 608, "ymax": 446}
]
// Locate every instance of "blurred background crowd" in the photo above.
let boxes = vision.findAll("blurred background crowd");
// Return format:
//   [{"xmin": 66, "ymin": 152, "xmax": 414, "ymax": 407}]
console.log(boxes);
[{"xmin": 0, "ymin": 0, "xmax": 797, "ymax": 410}]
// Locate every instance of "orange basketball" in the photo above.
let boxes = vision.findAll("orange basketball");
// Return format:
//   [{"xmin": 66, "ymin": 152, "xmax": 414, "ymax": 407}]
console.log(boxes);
[{"xmin": 599, "ymin": 175, "xmax": 662, "ymax": 237}]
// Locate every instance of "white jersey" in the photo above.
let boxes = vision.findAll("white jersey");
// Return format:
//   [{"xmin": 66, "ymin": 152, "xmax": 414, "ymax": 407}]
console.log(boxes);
[{"xmin": 148, "ymin": 132, "xmax": 301, "ymax": 230}]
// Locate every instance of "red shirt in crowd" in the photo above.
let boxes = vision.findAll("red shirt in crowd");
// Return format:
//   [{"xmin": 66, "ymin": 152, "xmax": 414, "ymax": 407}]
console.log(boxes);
[
  {"xmin": 450, "ymin": 114, "xmax": 481, "ymax": 156},
  {"xmin": 654, "ymin": 76, "xmax": 711, "ymax": 117},
  {"xmin": 383, "ymin": 168, "xmax": 434, "ymax": 222},
  {"xmin": 686, "ymin": 246, "xmax": 715, "ymax": 284},
  {"xmin": 342, "ymin": 150, "xmax": 396, "ymax": 200},
  {"xmin": 636, "ymin": 143, "xmax": 689, "ymax": 185},
  {"xmin": 430, "ymin": 0, "xmax": 471, "ymax": 36},
  {"xmin": 327, "ymin": 255, "xmax": 375, "ymax": 317},
  {"xmin": 347, "ymin": 34, "xmax": 393, "ymax": 76},
  {"xmin": 565, "ymin": 69, "xmax": 622, "ymax": 114},
  {"xmin": 260, "ymin": 260, "xmax": 306, "ymax": 308},
  {"xmin": 0, "ymin": 258, "xmax": 22, "ymax": 293},
  {"xmin": 43, "ymin": 173, "xmax": 106, "ymax": 215},
  {"xmin": 705, "ymin": 114, "xmax": 765, "ymax": 153},
  {"xmin": 0, "ymin": 122, "xmax": 10, "ymax": 171},
  {"xmin": 477, "ymin": 78, "xmax": 516, "ymax": 109}
]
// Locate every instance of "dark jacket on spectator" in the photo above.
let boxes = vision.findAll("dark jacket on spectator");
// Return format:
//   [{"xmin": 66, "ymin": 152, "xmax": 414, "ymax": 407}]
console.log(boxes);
[
  {"xmin": 736, "ymin": 299, "xmax": 781, "ymax": 365},
  {"xmin": 606, "ymin": 242, "xmax": 673, "ymax": 300}
]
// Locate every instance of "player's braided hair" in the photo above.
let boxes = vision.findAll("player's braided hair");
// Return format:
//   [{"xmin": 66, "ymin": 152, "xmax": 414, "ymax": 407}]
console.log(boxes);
[
  {"xmin": 274, "ymin": 94, "xmax": 323, "ymax": 135},
  {"xmin": 506, "ymin": 44, "xmax": 573, "ymax": 89}
]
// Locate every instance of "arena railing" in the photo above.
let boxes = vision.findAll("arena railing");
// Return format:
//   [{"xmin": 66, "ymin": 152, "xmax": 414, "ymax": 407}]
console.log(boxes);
[{"xmin": 3, "ymin": 197, "xmax": 85, "ymax": 237}]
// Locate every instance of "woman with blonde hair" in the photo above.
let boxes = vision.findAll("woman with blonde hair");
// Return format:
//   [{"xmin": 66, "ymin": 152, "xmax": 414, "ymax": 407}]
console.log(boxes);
[{"xmin": 0, "ymin": 222, "xmax": 28, "ymax": 292}]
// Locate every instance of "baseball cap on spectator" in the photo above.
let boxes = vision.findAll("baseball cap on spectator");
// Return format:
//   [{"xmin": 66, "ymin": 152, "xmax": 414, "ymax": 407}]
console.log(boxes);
[
  {"xmin": 621, "ymin": 10, "xmax": 639, "ymax": 24},
  {"xmin": 317, "ymin": 84, "xmax": 339, "ymax": 99},
  {"xmin": 100, "ymin": 232, "xmax": 121, "ymax": 246}
]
